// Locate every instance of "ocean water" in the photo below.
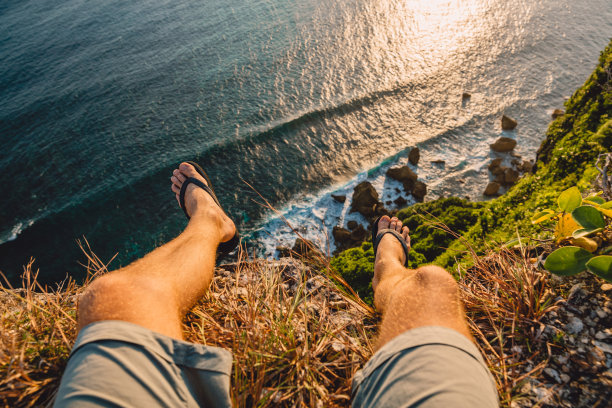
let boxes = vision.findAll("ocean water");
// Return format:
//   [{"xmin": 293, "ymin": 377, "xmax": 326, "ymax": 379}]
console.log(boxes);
[{"xmin": 1, "ymin": 0, "xmax": 611, "ymax": 284}]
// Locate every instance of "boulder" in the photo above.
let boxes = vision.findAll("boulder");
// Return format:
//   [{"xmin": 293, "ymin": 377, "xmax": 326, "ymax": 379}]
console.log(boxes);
[
  {"xmin": 488, "ymin": 158, "xmax": 504, "ymax": 175},
  {"xmin": 490, "ymin": 137, "xmax": 517, "ymax": 152},
  {"xmin": 431, "ymin": 159, "xmax": 446, "ymax": 164},
  {"xmin": 331, "ymin": 194, "xmax": 346, "ymax": 203},
  {"xmin": 393, "ymin": 196, "xmax": 407, "ymax": 207},
  {"xmin": 386, "ymin": 166, "xmax": 417, "ymax": 193},
  {"xmin": 347, "ymin": 220, "xmax": 358, "ymax": 230},
  {"xmin": 552, "ymin": 109, "xmax": 564, "ymax": 119},
  {"xmin": 501, "ymin": 115, "xmax": 517, "ymax": 130},
  {"xmin": 350, "ymin": 181, "xmax": 385, "ymax": 218},
  {"xmin": 291, "ymin": 238, "xmax": 323, "ymax": 258},
  {"xmin": 350, "ymin": 225, "xmax": 366, "ymax": 242},
  {"xmin": 520, "ymin": 160, "xmax": 534, "ymax": 173},
  {"xmin": 483, "ymin": 182, "xmax": 501, "ymax": 196},
  {"xmin": 413, "ymin": 181, "xmax": 427, "ymax": 202},
  {"xmin": 462, "ymin": 92, "xmax": 471, "ymax": 100},
  {"xmin": 332, "ymin": 226, "xmax": 352, "ymax": 245},
  {"xmin": 408, "ymin": 147, "xmax": 420, "ymax": 165},
  {"xmin": 503, "ymin": 168, "xmax": 520, "ymax": 185}
]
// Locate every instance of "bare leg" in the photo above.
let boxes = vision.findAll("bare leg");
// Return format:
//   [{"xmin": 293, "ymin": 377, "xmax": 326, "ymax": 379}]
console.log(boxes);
[
  {"xmin": 77, "ymin": 162, "xmax": 236, "ymax": 340},
  {"xmin": 372, "ymin": 216, "xmax": 471, "ymax": 350}
]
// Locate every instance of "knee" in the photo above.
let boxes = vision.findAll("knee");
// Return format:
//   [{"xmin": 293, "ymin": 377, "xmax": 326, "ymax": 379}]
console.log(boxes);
[
  {"xmin": 77, "ymin": 273, "xmax": 128, "ymax": 329},
  {"xmin": 413, "ymin": 265, "xmax": 457, "ymax": 293}
]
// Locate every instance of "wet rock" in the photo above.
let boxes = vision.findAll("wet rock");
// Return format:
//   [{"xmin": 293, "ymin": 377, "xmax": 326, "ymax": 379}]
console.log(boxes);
[
  {"xmin": 350, "ymin": 225, "xmax": 366, "ymax": 242},
  {"xmin": 276, "ymin": 246, "xmax": 292, "ymax": 257},
  {"xmin": 413, "ymin": 181, "xmax": 427, "ymax": 202},
  {"xmin": 462, "ymin": 92, "xmax": 471, "ymax": 100},
  {"xmin": 408, "ymin": 147, "xmax": 420, "ymax": 165},
  {"xmin": 504, "ymin": 168, "xmax": 520, "ymax": 185},
  {"xmin": 501, "ymin": 114, "xmax": 518, "ymax": 130},
  {"xmin": 566, "ymin": 317, "xmax": 584, "ymax": 334},
  {"xmin": 520, "ymin": 160, "xmax": 534, "ymax": 173},
  {"xmin": 386, "ymin": 166, "xmax": 418, "ymax": 193},
  {"xmin": 552, "ymin": 109, "xmax": 565, "ymax": 119},
  {"xmin": 484, "ymin": 182, "xmax": 501, "ymax": 196},
  {"xmin": 431, "ymin": 159, "xmax": 446, "ymax": 164},
  {"xmin": 350, "ymin": 181, "xmax": 385, "ymax": 218},
  {"xmin": 393, "ymin": 196, "xmax": 407, "ymax": 207},
  {"xmin": 347, "ymin": 220, "xmax": 358, "ymax": 230},
  {"xmin": 333, "ymin": 226, "xmax": 352, "ymax": 245},
  {"xmin": 490, "ymin": 137, "xmax": 517, "ymax": 152},
  {"xmin": 292, "ymin": 238, "xmax": 322, "ymax": 258},
  {"xmin": 488, "ymin": 158, "xmax": 505, "ymax": 175},
  {"xmin": 331, "ymin": 194, "xmax": 346, "ymax": 203}
]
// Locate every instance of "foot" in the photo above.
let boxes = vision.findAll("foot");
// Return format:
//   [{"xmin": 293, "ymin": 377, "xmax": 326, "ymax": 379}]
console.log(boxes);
[
  {"xmin": 170, "ymin": 163, "xmax": 236, "ymax": 242},
  {"xmin": 372, "ymin": 215, "xmax": 410, "ymax": 292}
]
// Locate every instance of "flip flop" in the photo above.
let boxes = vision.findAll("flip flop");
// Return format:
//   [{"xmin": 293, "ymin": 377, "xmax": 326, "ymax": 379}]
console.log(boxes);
[
  {"xmin": 178, "ymin": 161, "xmax": 240, "ymax": 258},
  {"xmin": 371, "ymin": 216, "xmax": 410, "ymax": 267}
]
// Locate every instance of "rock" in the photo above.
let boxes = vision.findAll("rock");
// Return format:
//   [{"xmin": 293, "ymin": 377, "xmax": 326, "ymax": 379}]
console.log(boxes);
[
  {"xmin": 431, "ymin": 159, "xmax": 446, "ymax": 164},
  {"xmin": 568, "ymin": 283, "xmax": 586, "ymax": 303},
  {"xmin": 484, "ymin": 182, "xmax": 501, "ymax": 196},
  {"xmin": 332, "ymin": 226, "xmax": 352, "ymax": 245},
  {"xmin": 501, "ymin": 114, "xmax": 518, "ymax": 130},
  {"xmin": 413, "ymin": 181, "xmax": 427, "ymax": 202},
  {"xmin": 587, "ymin": 346, "xmax": 606, "ymax": 364},
  {"xmin": 594, "ymin": 340, "xmax": 612, "ymax": 355},
  {"xmin": 560, "ymin": 373, "xmax": 570, "ymax": 383},
  {"xmin": 462, "ymin": 92, "xmax": 471, "ymax": 99},
  {"xmin": 504, "ymin": 168, "xmax": 520, "ymax": 185},
  {"xmin": 552, "ymin": 109, "xmax": 564, "ymax": 119},
  {"xmin": 601, "ymin": 283, "xmax": 612, "ymax": 292},
  {"xmin": 565, "ymin": 317, "xmax": 584, "ymax": 334},
  {"xmin": 488, "ymin": 158, "xmax": 505, "ymax": 176},
  {"xmin": 408, "ymin": 147, "xmax": 420, "ymax": 165},
  {"xmin": 292, "ymin": 238, "xmax": 321, "ymax": 258},
  {"xmin": 544, "ymin": 368, "xmax": 562, "ymax": 383},
  {"xmin": 350, "ymin": 225, "xmax": 366, "ymax": 242},
  {"xmin": 595, "ymin": 331, "xmax": 608, "ymax": 340},
  {"xmin": 596, "ymin": 308, "xmax": 607, "ymax": 319},
  {"xmin": 386, "ymin": 166, "xmax": 417, "ymax": 193},
  {"xmin": 350, "ymin": 181, "xmax": 385, "ymax": 218},
  {"xmin": 393, "ymin": 196, "xmax": 407, "ymax": 207},
  {"xmin": 347, "ymin": 220, "xmax": 358, "ymax": 230},
  {"xmin": 520, "ymin": 160, "xmax": 534, "ymax": 173},
  {"xmin": 490, "ymin": 137, "xmax": 517, "ymax": 152},
  {"xmin": 276, "ymin": 246, "xmax": 292, "ymax": 257},
  {"xmin": 331, "ymin": 194, "xmax": 346, "ymax": 203}
]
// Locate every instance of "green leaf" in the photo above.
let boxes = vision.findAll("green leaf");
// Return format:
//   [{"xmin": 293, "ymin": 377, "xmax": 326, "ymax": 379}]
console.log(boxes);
[
  {"xmin": 544, "ymin": 246, "xmax": 593, "ymax": 276},
  {"xmin": 557, "ymin": 187, "xmax": 582, "ymax": 212},
  {"xmin": 584, "ymin": 196, "xmax": 605, "ymax": 205},
  {"xmin": 571, "ymin": 205, "xmax": 605, "ymax": 231},
  {"xmin": 531, "ymin": 209, "xmax": 555, "ymax": 224},
  {"xmin": 586, "ymin": 256, "xmax": 612, "ymax": 282},
  {"xmin": 601, "ymin": 201, "xmax": 612, "ymax": 209},
  {"xmin": 572, "ymin": 228, "xmax": 602, "ymax": 238}
]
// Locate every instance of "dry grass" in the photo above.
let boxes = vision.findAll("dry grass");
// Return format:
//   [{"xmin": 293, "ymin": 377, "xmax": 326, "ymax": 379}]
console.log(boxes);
[
  {"xmin": 458, "ymin": 246, "xmax": 559, "ymax": 407},
  {"xmin": 0, "ymin": 243, "xmax": 375, "ymax": 407}
]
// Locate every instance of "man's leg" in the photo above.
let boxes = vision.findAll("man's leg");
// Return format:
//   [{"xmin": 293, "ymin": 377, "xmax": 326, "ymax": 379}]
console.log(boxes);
[
  {"xmin": 372, "ymin": 216, "xmax": 471, "ymax": 350},
  {"xmin": 77, "ymin": 162, "xmax": 236, "ymax": 339},
  {"xmin": 351, "ymin": 216, "xmax": 498, "ymax": 407}
]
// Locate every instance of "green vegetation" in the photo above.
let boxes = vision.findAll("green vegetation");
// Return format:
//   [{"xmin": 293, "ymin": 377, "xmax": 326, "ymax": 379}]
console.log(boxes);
[{"xmin": 333, "ymin": 40, "xmax": 612, "ymax": 302}]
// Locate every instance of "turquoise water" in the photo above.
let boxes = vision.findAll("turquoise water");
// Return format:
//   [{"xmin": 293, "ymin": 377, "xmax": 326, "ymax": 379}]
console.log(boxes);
[{"xmin": 1, "ymin": 0, "xmax": 611, "ymax": 283}]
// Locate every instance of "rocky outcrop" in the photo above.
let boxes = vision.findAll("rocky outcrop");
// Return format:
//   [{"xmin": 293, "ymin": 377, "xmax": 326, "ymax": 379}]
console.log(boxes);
[
  {"xmin": 484, "ymin": 182, "xmax": 500, "ymax": 196},
  {"xmin": 462, "ymin": 92, "xmax": 471, "ymax": 100},
  {"xmin": 408, "ymin": 147, "xmax": 420, "ymax": 165},
  {"xmin": 501, "ymin": 115, "xmax": 518, "ymax": 130},
  {"xmin": 386, "ymin": 166, "xmax": 417, "ymax": 192},
  {"xmin": 413, "ymin": 181, "xmax": 427, "ymax": 202},
  {"xmin": 350, "ymin": 181, "xmax": 386, "ymax": 219},
  {"xmin": 333, "ymin": 224, "xmax": 367, "ymax": 252},
  {"xmin": 490, "ymin": 137, "xmax": 517, "ymax": 152}
]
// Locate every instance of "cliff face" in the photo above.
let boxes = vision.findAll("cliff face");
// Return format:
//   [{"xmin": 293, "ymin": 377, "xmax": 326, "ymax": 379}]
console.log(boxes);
[{"xmin": 333, "ymin": 40, "xmax": 612, "ymax": 303}]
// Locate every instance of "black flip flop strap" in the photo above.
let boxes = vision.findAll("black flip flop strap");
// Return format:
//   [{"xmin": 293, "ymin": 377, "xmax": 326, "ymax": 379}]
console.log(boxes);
[
  {"xmin": 373, "ymin": 229, "xmax": 410, "ymax": 267},
  {"xmin": 179, "ymin": 177, "xmax": 220, "ymax": 219}
]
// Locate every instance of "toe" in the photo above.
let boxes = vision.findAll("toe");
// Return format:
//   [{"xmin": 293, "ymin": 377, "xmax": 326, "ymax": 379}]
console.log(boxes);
[
  {"xmin": 173, "ymin": 169, "xmax": 186, "ymax": 183},
  {"xmin": 179, "ymin": 162, "xmax": 209, "ymax": 187},
  {"xmin": 171, "ymin": 175, "xmax": 181, "ymax": 188},
  {"xmin": 171, "ymin": 183, "xmax": 180, "ymax": 195},
  {"xmin": 377, "ymin": 215, "xmax": 391, "ymax": 230},
  {"xmin": 390, "ymin": 217, "xmax": 399, "ymax": 230}
]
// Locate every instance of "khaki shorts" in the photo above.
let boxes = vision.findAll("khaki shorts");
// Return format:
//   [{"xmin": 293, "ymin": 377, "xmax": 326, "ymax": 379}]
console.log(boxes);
[
  {"xmin": 352, "ymin": 326, "xmax": 499, "ymax": 407},
  {"xmin": 55, "ymin": 322, "xmax": 497, "ymax": 407}
]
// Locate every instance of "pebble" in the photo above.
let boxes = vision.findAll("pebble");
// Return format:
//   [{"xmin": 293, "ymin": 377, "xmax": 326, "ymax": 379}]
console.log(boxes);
[
  {"xmin": 596, "ymin": 309, "xmax": 607, "ymax": 319},
  {"xmin": 560, "ymin": 373, "xmax": 571, "ymax": 383},
  {"xmin": 565, "ymin": 317, "xmax": 584, "ymax": 334},
  {"xmin": 595, "ymin": 331, "xmax": 608, "ymax": 340},
  {"xmin": 544, "ymin": 368, "xmax": 562, "ymax": 383},
  {"xmin": 601, "ymin": 283, "xmax": 612, "ymax": 292},
  {"xmin": 594, "ymin": 340, "xmax": 612, "ymax": 355}
]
